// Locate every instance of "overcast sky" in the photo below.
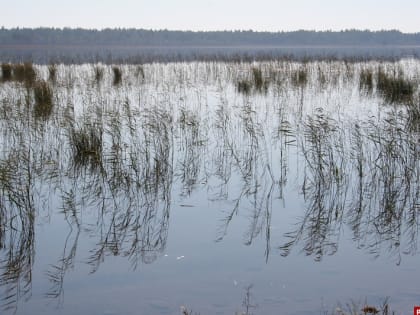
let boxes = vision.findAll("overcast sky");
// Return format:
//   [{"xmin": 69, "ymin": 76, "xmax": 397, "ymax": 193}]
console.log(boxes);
[{"xmin": 2, "ymin": 0, "xmax": 419, "ymax": 32}]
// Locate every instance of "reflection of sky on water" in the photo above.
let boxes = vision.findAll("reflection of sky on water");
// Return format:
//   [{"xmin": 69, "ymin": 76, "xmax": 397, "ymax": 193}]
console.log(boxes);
[{"xmin": 0, "ymin": 60, "xmax": 419, "ymax": 314}]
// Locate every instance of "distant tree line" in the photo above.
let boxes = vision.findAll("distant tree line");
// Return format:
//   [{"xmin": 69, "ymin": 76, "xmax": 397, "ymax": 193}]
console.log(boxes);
[
  {"xmin": 1, "ymin": 28, "xmax": 420, "ymax": 63},
  {"xmin": 1, "ymin": 28, "xmax": 420, "ymax": 46}
]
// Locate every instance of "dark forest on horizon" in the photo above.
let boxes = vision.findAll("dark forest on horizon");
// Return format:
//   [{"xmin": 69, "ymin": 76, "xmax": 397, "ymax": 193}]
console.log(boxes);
[
  {"xmin": 1, "ymin": 28, "xmax": 420, "ymax": 63},
  {"xmin": 1, "ymin": 28, "xmax": 420, "ymax": 46}
]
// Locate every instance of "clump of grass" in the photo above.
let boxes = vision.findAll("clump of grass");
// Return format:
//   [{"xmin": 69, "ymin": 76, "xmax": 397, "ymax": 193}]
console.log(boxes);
[
  {"xmin": 33, "ymin": 80, "xmax": 53, "ymax": 119},
  {"xmin": 359, "ymin": 68, "xmax": 374, "ymax": 93},
  {"xmin": 112, "ymin": 66, "xmax": 122, "ymax": 85},
  {"xmin": 237, "ymin": 67, "xmax": 269, "ymax": 94},
  {"xmin": 376, "ymin": 67, "xmax": 415, "ymax": 104},
  {"xmin": 252, "ymin": 67, "xmax": 270, "ymax": 92},
  {"xmin": 251, "ymin": 67, "xmax": 264, "ymax": 91},
  {"xmin": 94, "ymin": 65, "xmax": 104, "ymax": 83},
  {"xmin": 237, "ymin": 79, "xmax": 252, "ymax": 94},
  {"xmin": 291, "ymin": 67, "xmax": 308, "ymax": 87},
  {"xmin": 13, "ymin": 62, "xmax": 36, "ymax": 84},
  {"xmin": 48, "ymin": 64, "xmax": 57, "ymax": 82},
  {"xmin": 1, "ymin": 63, "xmax": 12, "ymax": 81},
  {"xmin": 70, "ymin": 125, "xmax": 103, "ymax": 169}
]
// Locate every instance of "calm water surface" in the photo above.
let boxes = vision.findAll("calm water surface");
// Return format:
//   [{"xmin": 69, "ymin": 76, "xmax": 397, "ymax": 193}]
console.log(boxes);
[{"xmin": 0, "ymin": 60, "xmax": 419, "ymax": 314}]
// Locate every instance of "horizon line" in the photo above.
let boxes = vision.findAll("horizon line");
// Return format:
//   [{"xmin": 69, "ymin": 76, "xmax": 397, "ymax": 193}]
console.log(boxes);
[{"xmin": 1, "ymin": 26, "xmax": 419, "ymax": 35}]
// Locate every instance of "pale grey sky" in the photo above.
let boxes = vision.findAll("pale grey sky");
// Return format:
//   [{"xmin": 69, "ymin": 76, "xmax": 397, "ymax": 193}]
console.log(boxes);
[{"xmin": 2, "ymin": 0, "xmax": 419, "ymax": 32}]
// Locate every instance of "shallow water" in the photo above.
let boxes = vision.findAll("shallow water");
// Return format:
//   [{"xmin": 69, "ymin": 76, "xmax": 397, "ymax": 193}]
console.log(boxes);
[{"xmin": 0, "ymin": 60, "xmax": 419, "ymax": 314}]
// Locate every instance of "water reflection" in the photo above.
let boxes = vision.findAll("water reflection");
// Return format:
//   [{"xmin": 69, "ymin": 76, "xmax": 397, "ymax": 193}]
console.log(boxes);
[
  {"xmin": 1, "ymin": 91, "xmax": 175, "ymax": 312},
  {"xmin": 45, "ymin": 226, "xmax": 79, "ymax": 303},
  {"xmin": 0, "ymin": 61, "xmax": 419, "ymax": 313},
  {"xmin": 280, "ymin": 111, "xmax": 348, "ymax": 261},
  {"xmin": 0, "ymin": 151, "xmax": 35, "ymax": 312},
  {"xmin": 280, "ymin": 110, "xmax": 419, "ymax": 263}
]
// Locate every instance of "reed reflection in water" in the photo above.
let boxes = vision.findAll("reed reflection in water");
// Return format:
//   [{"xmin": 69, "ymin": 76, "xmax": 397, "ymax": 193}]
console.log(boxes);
[{"xmin": 0, "ymin": 60, "xmax": 418, "ymax": 314}]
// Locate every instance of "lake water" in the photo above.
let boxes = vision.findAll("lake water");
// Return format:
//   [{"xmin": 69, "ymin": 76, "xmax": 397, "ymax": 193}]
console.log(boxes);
[{"xmin": 0, "ymin": 60, "xmax": 419, "ymax": 315}]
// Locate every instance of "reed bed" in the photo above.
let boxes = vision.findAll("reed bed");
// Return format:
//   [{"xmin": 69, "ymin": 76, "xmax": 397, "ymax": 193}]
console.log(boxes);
[
  {"xmin": 376, "ymin": 66, "xmax": 415, "ymax": 103},
  {"xmin": 1, "ymin": 63, "xmax": 12, "ymax": 81},
  {"xmin": 0, "ymin": 60, "xmax": 418, "ymax": 315}
]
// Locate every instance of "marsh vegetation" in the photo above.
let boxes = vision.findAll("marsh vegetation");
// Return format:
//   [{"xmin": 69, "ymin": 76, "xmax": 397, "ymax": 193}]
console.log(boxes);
[{"xmin": 0, "ymin": 59, "xmax": 419, "ymax": 315}]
